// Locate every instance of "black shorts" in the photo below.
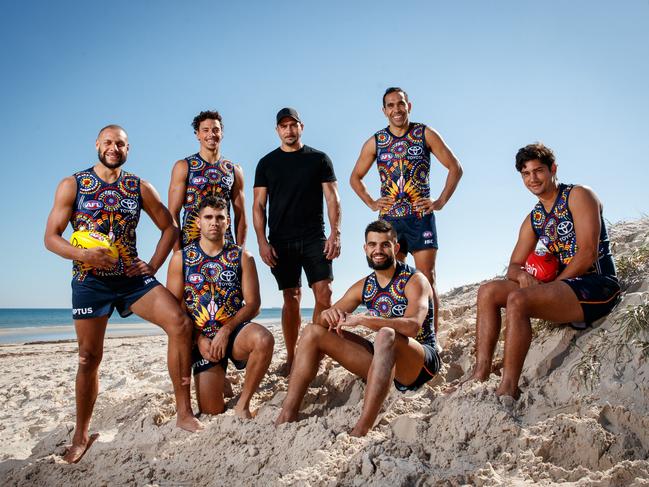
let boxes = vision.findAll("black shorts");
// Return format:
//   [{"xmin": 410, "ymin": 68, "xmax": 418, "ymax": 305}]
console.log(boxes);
[
  {"xmin": 382, "ymin": 213, "xmax": 438, "ymax": 255},
  {"xmin": 270, "ymin": 236, "xmax": 333, "ymax": 290},
  {"xmin": 368, "ymin": 339, "xmax": 441, "ymax": 392},
  {"xmin": 192, "ymin": 321, "xmax": 250, "ymax": 375},
  {"xmin": 71, "ymin": 274, "xmax": 160, "ymax": 320},
  {"xmin": 564, "ymin": 274, "xmax": 621, "ymax": 325}
]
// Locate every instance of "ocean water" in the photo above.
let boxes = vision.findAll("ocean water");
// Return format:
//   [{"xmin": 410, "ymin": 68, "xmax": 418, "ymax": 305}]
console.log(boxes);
[{"xmin": 0, "ymin": 308, "xmax": 312, "ymax": 345}]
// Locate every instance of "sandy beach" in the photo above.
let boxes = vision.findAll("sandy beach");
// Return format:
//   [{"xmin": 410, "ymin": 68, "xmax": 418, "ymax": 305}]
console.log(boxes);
[{"xmin": 1, "ymin": 218, "xmax": 648, "ymax": 486}]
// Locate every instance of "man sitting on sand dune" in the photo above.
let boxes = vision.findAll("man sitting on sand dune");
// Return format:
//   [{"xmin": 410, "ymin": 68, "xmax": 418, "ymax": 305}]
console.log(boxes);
[
  {"xmin": 276, "ymin": 220, "xmax": 441, "ymax": 436},
  {"xmin": 167, "ymin": 196, "xmax": 274, "ymax": 419}
]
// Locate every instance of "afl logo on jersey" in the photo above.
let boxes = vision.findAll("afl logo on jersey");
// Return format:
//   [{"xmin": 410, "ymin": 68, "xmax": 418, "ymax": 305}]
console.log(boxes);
[
  {"xmin": 422, "ymin": 231, "xmax": 433, "ymax": 238},
  {"xmin": 83, "ymin": 200, "xmax": 103, "ymax": 210},
  {"xmin": 120, "ymin": 198, "xmax": 138, "ymax": 211},
  {"xmin": 408, "ymin": 145, "xmax": 423, "ymax": 156},
  {"xmin": 191, "ymin": 176, "xmax": 208, "ymax": 185},
  {"xmin": 188, "ymin": 273, "xmax": 204, "ymax": 285},
  {"xmin": 379, "ymin": 153, "xmax": 393, "ymax": 162}
]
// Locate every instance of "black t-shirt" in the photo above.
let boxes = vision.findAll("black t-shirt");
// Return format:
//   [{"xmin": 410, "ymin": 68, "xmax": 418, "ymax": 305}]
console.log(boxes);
[{"xmin": 254, "ymin": 145, "xmax": 336, "ymax": 243}]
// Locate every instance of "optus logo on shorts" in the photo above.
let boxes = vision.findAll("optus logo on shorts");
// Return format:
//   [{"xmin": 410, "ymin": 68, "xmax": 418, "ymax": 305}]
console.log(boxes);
[{"xmin": 73, "ymin": 307, "xmax": 93, "ymax": 316}]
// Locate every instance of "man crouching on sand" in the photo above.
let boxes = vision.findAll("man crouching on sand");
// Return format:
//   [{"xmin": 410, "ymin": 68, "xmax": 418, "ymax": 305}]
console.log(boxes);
[
  {"xmin": 276, "ymin": 220, "xmax": 441, "ymax": 436},
  {"xmin": 167, "ymin": 196, "xmax": 274, "ymax": 419}
]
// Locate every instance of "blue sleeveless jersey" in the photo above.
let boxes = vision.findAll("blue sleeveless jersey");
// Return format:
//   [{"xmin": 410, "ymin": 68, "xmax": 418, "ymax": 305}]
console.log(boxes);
[
  {"xmin": 181, "ymin": 154, "xmax": 235, "ymax": 246},
  {"xmin": 362, "ymin": 262, "xmax": 436, "ymax": 347},
  {"xmin": 530, "ymin": 183, "xmax": 616, "ymax": 276},
  {"xmin": 375, "ymin": 123, "xmax": 430, "ymax": 218},
  {"xmin": 71, "ymin": 168, "xmax": 142, "ymax": 281},
  {"xmin": 182, "ymin": 242, "xmax": 244, "ymax": 338}
]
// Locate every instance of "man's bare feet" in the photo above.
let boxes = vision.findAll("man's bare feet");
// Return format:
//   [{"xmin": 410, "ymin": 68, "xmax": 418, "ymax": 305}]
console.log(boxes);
[
  {"xmin": 350, "ymin": 424, "xmax": 370, "ymax": 437},
  {"xmin": 233, "ymin": 405, "xmax": 255, "ymax": 420},
  {"xmin": 277, "ymin": 361, "xmax": 292, "ymax": 378},
  {"xmin": 495, "ymin": 384, "xmax": 521, "ymax": 400},
  {"xmin": 63, "ymin": 432, "xmax": 100, "ymax": 464},
  {"xmin": 176, "ymin": 414, "xmax": 204, "ymax": 432},
  {"xmin": 274, "ymin": 409, "xmax": 297, "ymax": 426}
]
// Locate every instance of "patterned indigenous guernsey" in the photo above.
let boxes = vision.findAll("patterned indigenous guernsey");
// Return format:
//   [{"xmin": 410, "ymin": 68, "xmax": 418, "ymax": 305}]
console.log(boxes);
[
  {"xmin": 182, "ymin": 242, "xmax": 244, "ymax": 338},
  {"xmin": 181, "ymin": 154, "xmax": 236, "ymax": 246},
  {"xmin": 375, "ymin": 123, "xmax": 430, "ymax": 218},
  {"xmin": 71, "ymin": 168, "xmax": 142, "ymax": 281},
  {"xmin": 530, "ymin": 183, "xmax": 616, "ymax": 276},
  {"xmin": 362, "ymin": 262, "xmax": 436, "ymax": 347}
]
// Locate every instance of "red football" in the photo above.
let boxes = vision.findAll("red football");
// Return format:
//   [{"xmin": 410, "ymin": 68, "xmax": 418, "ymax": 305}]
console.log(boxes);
[{"xmin": 524, "ymin": 248, "xmax": 559, "ymax": 282}]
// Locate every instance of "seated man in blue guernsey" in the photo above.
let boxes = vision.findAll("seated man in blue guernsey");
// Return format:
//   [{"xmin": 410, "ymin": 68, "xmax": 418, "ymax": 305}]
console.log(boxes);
[
  {"xmin": 275, "ymin": 220, "xmax": 441, "ymax": 436},
  {"xmin": 167, "ymin": 196, "xmax": 274, "ymax": 419},
  {"xmin": 467, "ymin": 143, "xmax": 620, "ymax": 399}
]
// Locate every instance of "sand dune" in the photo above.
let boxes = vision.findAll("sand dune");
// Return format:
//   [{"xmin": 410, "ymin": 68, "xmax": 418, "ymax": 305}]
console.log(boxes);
[{"xmin": 1, "ymin": 218, "xmax": 648, "ymax": 486}]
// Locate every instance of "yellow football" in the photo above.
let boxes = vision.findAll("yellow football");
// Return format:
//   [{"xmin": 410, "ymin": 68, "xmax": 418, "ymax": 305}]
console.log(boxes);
[{"xmin": 69, "ymin": 230, "xmax": 119, "ymax": 259}]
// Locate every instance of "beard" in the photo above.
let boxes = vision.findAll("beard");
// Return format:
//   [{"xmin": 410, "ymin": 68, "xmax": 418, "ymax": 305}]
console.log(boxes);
[
  {"xmin": 366, "ymin": 253, "xmax": 394, "ymax": 270},
  {"xmin": 98, "ymin": 149, "xmax": 127, "ymax": 169}
]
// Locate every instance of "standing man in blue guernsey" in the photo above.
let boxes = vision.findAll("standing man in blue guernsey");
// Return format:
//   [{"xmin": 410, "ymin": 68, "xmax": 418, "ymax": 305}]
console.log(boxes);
[
  {"xmin": 350, "ymin": 87, "xmax": 463, "ymax": 336},
  {"xmin": 253, "ymin": 108, "xmax": 341, "ymax": 375},
  {"xmin": 44, "ymin": 125, "xmax": 203, "ymax": 463},
  {"xmin": 467, "ymin": 143, "xmax": 620, "ymax": 398},
  {"xmin": 168, "ymin": 110, "xmax": 247, "ymax": 250},
  {"xmin": 167, "ymin": 196, "xmax": 274, "ymax": 419},
  {"xmin": 276, "ymin": 220, "xmax": 440, "ymax": 436}
]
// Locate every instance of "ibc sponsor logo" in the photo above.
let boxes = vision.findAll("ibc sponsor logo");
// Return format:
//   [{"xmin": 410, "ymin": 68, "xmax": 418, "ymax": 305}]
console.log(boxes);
[
  {"xmin": 144, "ymin": 277, "xmax": 155, "ymax": 285},
  {"xmin": 83, "ymin": 200, "xmax": 103, "ymax": 210},
  {"xmin": 192, "ymin": 176, "xmax": 208, "ymax": 185}
]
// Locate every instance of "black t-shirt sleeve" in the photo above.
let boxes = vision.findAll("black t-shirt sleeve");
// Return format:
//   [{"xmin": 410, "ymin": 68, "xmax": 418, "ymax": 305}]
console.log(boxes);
[
  {"xmin": 254, "ymin": 158, "xmax": 268, "ymax": 188},
  {"xmin": 321, "ymin": 153, "xmax": 336, "ymax": 183}
]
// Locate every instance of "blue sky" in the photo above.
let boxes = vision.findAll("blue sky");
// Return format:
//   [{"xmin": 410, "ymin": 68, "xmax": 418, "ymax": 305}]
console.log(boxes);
[{"xmin": 1, "ymin": 1, "xmax": 647, "ymax": 308}]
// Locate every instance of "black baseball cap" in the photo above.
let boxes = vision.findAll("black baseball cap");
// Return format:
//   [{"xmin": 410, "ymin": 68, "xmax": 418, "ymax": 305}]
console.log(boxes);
[{"xmin": 276, "ymin": 107, "xmax": 302, "ymax": 124}]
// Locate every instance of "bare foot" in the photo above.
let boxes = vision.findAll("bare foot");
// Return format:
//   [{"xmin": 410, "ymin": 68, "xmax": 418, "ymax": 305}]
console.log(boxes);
[
  {"xmin": 63, "ymin": 433, "xmax": 99, "ymax": 464},
  {"xmin": 274, "ymin": 409, "xmax": 297, "ymax": 426},
  {"xmin": 176, "ymin": 414, "xmax": 204, "ymax": 432},
  {"xmin": 495, "ymin": 385, "xmax": 521, "ymax": 400},
  {"xmin": 233, "ymin": 405, "xmax": 254, "ymax": 420},
  {"xmin": 224, "ymin": 377, "xmax": 234, "ymax": 398},
  {"xmin": 443, "ymin": 372, "xmax": 488, "ymax": 395},
  {"xmin": 350, "ymin": 425, "xmax": 369, "ymax": 437},
  {"xmin": 277, "ymin": 361, "xmax": 292, "ymax": 378}
]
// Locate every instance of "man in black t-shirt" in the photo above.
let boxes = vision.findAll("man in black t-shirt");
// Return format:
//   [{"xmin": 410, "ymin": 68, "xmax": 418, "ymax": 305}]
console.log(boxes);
[{"xmin": 253, "ymin": 107, "xmax": 341, "ymax": 374}]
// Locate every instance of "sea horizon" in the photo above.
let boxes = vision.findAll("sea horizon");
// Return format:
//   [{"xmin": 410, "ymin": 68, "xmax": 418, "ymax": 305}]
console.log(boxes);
[{"xmin": 0, "ymin": 307, "xmax": 312, "ymax": 345}]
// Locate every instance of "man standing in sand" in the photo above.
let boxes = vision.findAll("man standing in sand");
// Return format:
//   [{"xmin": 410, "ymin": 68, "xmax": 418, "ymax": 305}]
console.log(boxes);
[
  {"xmin": 350, "ymin": 87, "xmax": 463, "ymax": 335},
  {"xmin": 276, "ymin": 220, "xmax": 441, "ymax": 436},
  {"xmin": 467, "ymin": 143, "xmax": 620, "ymax": 398},
  {"xmin": 44, "ymin": 125, "xmax": 202, "ymax": 463},
  {"xmin": 253, "ymin": 107, "xmax": 341, "ymax": 374},
  {"xmin": 167, "ymin": 196, "xmax": 274, "ymax": 418},
  {"xmin": 168, "ymin": 110, "xmax": 247, "ymax": 250}
]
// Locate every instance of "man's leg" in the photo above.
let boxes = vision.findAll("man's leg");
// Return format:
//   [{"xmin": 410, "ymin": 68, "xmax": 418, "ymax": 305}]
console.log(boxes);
[
  {"xmin": 129, "ymin": 286, "xmax": 202, "ymax": 432},
  {"xmin": 195, "ymin": 365, "xmax": 226, "ymax": 415},
  {"xmin": 471, "ymin": 279, "xmax": 519, "ymax": 381},
  {"xmin": 497, "ymin": 281, "xmax": 584, "ymax": 398},
  {"xmin": 276, "ymin": 324, "xmax": 374, "ymax": 425},
  {"xmin": 230, "ymin": 323, "xmax": 275, "ymax": 419},
  {"xmin": 412, "ymin": 248, "xmax": 439, "ymax": 334},
  {"xmin": 63, "ymin": 316, "xmax": 108, "ymax": 463},
  {"xmin": 281, "ymin": 287, "xmax": 302, "ymax": 374},
  {"xmin": 311, "ymin": 279, "xmax": 332, "ymax": 325},
  {"xmin": 352, "ymin": 328, "xmax": 425, "ymax": 436}
]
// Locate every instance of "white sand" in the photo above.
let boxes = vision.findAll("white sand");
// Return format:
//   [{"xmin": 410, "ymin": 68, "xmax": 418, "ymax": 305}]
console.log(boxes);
[{"xmin": 1, "ymin": 218, "xmax": 648, "ymax": 486}]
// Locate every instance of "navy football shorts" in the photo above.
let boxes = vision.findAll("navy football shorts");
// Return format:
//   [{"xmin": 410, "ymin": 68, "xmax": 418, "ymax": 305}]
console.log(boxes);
[{"xmin": 382, "ymin": 213, "xmax": 438, "ymax": 255}]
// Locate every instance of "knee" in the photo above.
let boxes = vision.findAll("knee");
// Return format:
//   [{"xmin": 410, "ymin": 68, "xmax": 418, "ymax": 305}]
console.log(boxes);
[
  {"xmin": 478, "ymin": 280, "xmax": 501, "ymax": 305},
  {"xmin": 166, "ymin": 313, "xmax": 194, "ymax": 340},
  {"xmin": 256, "ymin": 330, "xmax": 275, "ymax": 354},
  {"xmin": 300, "ymin": 323, "xmax": 325, "ymax": 345},
  {"xmin": 313, "ymin": 285, "xmax": 332, "ymax": 307},
  {"xmin": 78, "ymin": 348, "xmax": 102, "ymax": 372},
  {"xmin": 374, "ymin": 327, "xmax": 396, "ymax": 351},
  {"xmin": 283, "ymin": 288, "xmax": 301, "ymax": 307},
  {"xmin": 506, "ymin": 290, "xmax": 529, "ymax": 316}
]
